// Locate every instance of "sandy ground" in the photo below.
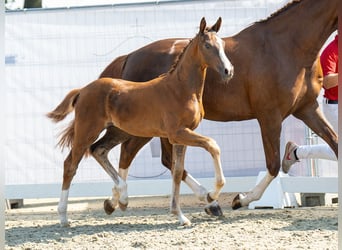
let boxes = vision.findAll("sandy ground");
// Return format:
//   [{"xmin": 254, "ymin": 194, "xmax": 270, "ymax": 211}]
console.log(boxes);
[{"xmin": 5, "ymin": 193, "xmax": 338, "ymax": 250}]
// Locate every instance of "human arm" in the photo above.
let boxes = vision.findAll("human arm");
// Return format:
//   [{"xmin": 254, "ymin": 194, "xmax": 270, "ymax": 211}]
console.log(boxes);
[{"xmin": 323, "ymin": 73, "xmax": 338, "ymax": 89}]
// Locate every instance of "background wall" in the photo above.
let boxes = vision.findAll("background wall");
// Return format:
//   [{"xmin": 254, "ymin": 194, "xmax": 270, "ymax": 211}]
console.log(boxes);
[{"xmin": 5, "ymin": 0, "xmax": 337, "ymax": 198}]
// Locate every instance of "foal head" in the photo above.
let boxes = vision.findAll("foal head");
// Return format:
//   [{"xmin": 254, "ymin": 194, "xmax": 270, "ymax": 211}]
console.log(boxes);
[{"xmin": 197, "ymin": 17, "xmax": 234, "ymax": 81}]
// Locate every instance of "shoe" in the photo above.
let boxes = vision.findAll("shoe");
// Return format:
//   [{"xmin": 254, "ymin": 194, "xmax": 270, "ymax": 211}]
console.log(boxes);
[{"xmin": 282, "ymin": 141, "xmax": 299, "ymax": 173}]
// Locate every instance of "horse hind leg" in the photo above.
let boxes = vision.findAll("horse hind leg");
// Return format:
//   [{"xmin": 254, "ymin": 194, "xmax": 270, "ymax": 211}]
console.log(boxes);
[
  {"xmin": 59, "ymin": 145, "xmax": 88, "ymax": 226},
  {"xmin": 232, "ymin": 171, "xmax": 275, "ymax": 209},
  {"xmin": 232, "ymin": 115, "xmax": 281, "ymax": 209},
  {"xmin": 90, "ymin": 126, "xmax": 131, "ymax": 214},
  {"xmin": 58, "ymin": 119, "xmax": 105, "ymax": 226},
  {"xmin": 116, "ymin": 136, "xmax": 153, "ymax": 209},
  {"xmin": 58, "ymin": 152, "xmax": 73, "ymax": 227}
]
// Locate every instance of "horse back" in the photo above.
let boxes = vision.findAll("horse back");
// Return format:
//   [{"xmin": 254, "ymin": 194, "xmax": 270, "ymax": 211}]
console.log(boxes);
[
  {"xmin": 99, "ymin": 54, "xmax": 128, "ymax": 79},
  {"xmin": 122, "ymin": 38, "xmax": 190, "ymax": 82}
]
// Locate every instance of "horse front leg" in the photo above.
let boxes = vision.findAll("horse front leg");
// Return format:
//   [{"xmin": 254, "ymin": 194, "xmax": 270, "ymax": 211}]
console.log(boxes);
[
  {"xmin": 232, "ymin": 115, "xmax": 281, "ymax": 209},
  {"xmin": 171, "ymin": 144, "xmax": 191, "ymax": 226},
  {"xmin": 170, "ymin": 129, "xmax": 225, "ymax": 217},
  {"xmin": 160, "ymin": 137, "xmax": 222, "ymax": 216}
]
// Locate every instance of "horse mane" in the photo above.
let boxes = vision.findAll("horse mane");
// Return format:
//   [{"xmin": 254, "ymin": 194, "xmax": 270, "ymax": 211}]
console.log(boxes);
[
  {"xmin": 163, "ymin": 26, "xmax": 215, "ymax": 76},
  {"xmin": 168, "ymin": 38, "xmax": 192, "ymax": 74},
  {"xmin": 257, "ymin": 0, "xmax": 301, "ymax": 23}
]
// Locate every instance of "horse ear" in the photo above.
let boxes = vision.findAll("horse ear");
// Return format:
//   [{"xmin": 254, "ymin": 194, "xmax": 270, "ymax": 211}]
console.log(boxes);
[
  {"xmin": 211, "ymin": 17, "xmax": 222, "ymax": 33},
  {"xmin": 199, "ymin": 17, "xmax": 206, "ymax": 34}
]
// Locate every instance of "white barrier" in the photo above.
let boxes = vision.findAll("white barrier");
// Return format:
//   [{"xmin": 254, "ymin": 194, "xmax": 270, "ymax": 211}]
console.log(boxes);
[
  {"xmin": 5, "ymin": 1, "xmax": 337, "ymax": 200},
  {"xmin": 249, "ymin": 171, "xmax": 337, "ymax": 209}
]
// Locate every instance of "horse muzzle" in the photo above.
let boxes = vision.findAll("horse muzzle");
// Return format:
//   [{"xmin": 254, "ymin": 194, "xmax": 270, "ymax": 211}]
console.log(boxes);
[{"xmin": 222, "ymin": 66, "xmax": 234, "ymax": 82}]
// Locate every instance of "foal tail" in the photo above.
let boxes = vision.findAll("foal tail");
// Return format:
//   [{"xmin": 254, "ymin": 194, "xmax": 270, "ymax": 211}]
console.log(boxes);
[
  {"xmin": 47, "ymin": 89, "xmax": 80, "ymax": 122},
  {"xmin": 99, "ymin": 54, "xmax": 128, "ymax": 78},
  {"xmin": 47, "ymin": 89, "xmax": 80, "ymax": 149}
]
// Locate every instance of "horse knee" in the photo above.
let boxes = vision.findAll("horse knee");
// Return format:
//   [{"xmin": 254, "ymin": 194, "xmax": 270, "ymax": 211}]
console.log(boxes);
[
  {"xmin": 208, "ymin": 140, "xmax": 220, "ymax": 157},
  {"xmin": 217, "ymin": 178, "xmax": 225, "ymax": 189},
  {"xmin": 268, "ymin": 166, "xmax": 280, "ymax": 177},
  {"xmin": 173, "ymin": 168, "xmax": 183, "ymax": 182},
  {"xmin": 90, "ymin": 144, "xmax": 108, "ymax": 159}
]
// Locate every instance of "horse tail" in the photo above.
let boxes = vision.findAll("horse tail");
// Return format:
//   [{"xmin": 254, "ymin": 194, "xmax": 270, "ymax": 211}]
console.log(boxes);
[
  {"xmin": 47, "ymin": 89, "xmax": 80, "ymax": 149},
  {"xmin": 56, "ymin": 120, "xmax": 75, "ymax": 150},
  {"xmin": 47, "ymin": 89, "xmax": 80, "ymax": 122},
  {"xmin": 99, "ymin": 54, "xmax": 128, "ymax": 78}
]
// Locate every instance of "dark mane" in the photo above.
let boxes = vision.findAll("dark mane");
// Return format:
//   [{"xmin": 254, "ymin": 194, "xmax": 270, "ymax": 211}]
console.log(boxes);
[
  {"xmin": 257, "ymin": 0, "xmax": 301, "ymax": 23},
  {"xmin": 161, "ymin": 26, "xmax": 219, "ymax": 77},
  {"xmin": 163, "ymin": 38, "xmax": 193, "ymax": 75}
]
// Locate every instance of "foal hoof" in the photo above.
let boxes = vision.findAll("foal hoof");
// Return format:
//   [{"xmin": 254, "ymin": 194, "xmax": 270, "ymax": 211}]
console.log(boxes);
[
  {"xmin": 232, "ymin": 194, "xmax": 242, "ymax": 210},
  {"xmin": 204, "ymin": 201, "xmax": 223, "ymax": 216},
  {"xmin": 118, "ymin": 201, "xmax": 128, "ymax": 211},
  {"xmin": 104, "ymin": 199, "xmax": 115, "ymax": 215},
  {"xmin": 60, "ymin": 222, "xmax": 71, "ymax": 227}
]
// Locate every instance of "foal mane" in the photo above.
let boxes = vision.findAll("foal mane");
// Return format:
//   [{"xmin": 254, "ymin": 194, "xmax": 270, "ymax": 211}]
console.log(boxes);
[
  {"xmin": 166, "ymin": 38, "xmax": 193, "ymax": 75},
  {"xmin": 257, "ymin": 0, "xmax": 301, "ymax": 23},
  {"xmin": 164, "ymin": 26, "xmax": 215, "ymax": 76}
]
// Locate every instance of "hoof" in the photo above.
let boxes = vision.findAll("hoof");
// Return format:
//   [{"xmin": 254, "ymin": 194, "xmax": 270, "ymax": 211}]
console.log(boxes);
[
  {"xmin": 104, "ymin": 199, "xmax": 115, "ymax": 215},
  {"xmin": 232, "ymin": 194, "xmax": 242, "ymax": 210},
  {"xmin": 118, "ymin": 201, "xmax": 128, "ymax": 211},
  {"xmin": 204, "ymin": 201, "xmax": 223, "ymax": 216},
  {"xmin": 180, "ymin": 220, "xmax": 192, "ymax": 227},
  {"xmin": 60, "ymin": 222, "xmax": 70, "ymax": 227}
]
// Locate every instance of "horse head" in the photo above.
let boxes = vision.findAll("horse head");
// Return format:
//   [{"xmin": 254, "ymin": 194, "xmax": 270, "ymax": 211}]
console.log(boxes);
[{"xmin": 197, "ymin": 17, "xmax": 234, "ymax": 81}]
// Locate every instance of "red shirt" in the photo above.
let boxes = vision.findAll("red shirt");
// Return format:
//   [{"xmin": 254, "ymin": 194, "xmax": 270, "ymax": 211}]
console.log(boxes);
[{"xmin": 320, "ymin": 35, "xmax": 338, "ymax": 101}]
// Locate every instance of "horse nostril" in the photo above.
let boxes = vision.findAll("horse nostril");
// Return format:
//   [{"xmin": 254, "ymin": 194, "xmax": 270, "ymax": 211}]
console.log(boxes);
[{"xmin": 224, "ymin": 68, "xmax": 233, "ymax": 79}]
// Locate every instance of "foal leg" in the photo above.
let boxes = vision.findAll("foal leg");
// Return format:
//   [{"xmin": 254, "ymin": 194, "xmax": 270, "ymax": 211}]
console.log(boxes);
[
  {"xmin": 59, "ymin": 143, "xmax": 94, "ymax": 226},
  {"xmin": 169, "ymin": 129, "xmax": 225, "ymax": 213},
  {"xmin": 160, "ymin": 138, "xmax": 221, "ymax": 216},
  {"xmin": 116, "ymin": 136, "xmax": 153, "ymax": 209},
  {"xmin": 171, "ymin": 144, "xmax": 191, "ymax": 226},
  {"xmin": 58, "ymin": 151, "xmax": 74, "ymax": 227}
]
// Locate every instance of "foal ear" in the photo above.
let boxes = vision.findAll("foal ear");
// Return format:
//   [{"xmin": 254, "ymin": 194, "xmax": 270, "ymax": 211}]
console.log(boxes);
[
  {"xmin": 199, "ymin": 17, "xmax": 206, "ymax": 34},
  {"xmin": 211, "ymin": 17, "xmax": 222, "ymax": 33}
]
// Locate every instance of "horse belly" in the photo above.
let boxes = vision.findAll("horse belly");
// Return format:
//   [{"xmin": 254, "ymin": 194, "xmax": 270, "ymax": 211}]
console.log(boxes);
[
  {"xmin": 109, "ymin": 104, "xmax": 166, "ymax": 138},
  {"xmin": 112, "ymin": 118, "xmax": 166, "ymax": 138}
]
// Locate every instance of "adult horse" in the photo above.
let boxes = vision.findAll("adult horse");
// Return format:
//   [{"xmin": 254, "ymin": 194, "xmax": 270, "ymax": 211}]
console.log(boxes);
[
  {"xmin": 94, "ymin": 0, "xmax": 338, "ymax": 213},
  {"xmin": 48, "ymin": 17, "xmax": 233, "ymax": 226}
]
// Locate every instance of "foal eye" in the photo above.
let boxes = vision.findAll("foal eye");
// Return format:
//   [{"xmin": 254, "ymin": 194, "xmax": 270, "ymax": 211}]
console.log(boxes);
[{"xmin": 205, "ymin": 43, "xmax": 211, "ymax": 49}]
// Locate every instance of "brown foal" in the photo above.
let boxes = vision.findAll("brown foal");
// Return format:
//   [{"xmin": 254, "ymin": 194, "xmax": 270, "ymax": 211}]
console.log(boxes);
[{"xmin": 48, "ymin": 17, "xmax": 233, "ymax": 226}]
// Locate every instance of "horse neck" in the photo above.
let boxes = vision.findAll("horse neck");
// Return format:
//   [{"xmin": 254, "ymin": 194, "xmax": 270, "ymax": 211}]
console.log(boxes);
[
  {"xmin": 258, "ymin": 0, "xmax": 337, "ymax": 59},
  {"xmin": 169, "ymin": 38, "xmax": 207, "ymax": 98}
]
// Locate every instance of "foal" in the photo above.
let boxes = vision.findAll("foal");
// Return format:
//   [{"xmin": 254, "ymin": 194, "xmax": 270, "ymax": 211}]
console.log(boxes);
[{"xmin": 48, "ymin": 17, "xmax": 233, "ymax": 226}]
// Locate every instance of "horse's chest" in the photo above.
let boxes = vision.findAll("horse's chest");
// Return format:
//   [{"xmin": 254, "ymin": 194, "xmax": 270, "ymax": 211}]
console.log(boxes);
[{"xmin": 184, "ymin": 98, "xmax": 204, "ymax": 128}]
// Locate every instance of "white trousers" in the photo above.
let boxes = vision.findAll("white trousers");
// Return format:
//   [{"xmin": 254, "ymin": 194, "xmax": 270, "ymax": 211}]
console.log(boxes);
[{"xmin": 296, "ymin": 100, "xmax": 338, "ymax": 161}]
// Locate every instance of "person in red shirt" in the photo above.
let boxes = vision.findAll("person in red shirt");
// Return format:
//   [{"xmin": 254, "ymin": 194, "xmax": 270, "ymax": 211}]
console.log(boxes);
[{"xmin": 282, "ymin": 34, "xmax": 338, "ymax": 173}]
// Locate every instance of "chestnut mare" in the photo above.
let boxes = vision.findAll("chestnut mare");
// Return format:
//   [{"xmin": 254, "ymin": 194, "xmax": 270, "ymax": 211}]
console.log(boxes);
[
  {"xmin": 48, "ymin": 17, "xmax": 233, "ymax": 226},
  {"xmin": 95, "ymin": 0, "xmax": 338, "ymax": 214}
]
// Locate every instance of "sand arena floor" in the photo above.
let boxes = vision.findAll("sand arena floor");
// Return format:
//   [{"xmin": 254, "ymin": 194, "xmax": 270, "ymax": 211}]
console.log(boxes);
[{"xmin": 5, "ymin": 193, "xmax": 338, "ymax": 250}]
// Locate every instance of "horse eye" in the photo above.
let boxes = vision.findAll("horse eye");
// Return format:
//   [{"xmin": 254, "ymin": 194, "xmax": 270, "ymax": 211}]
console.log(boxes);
[{"xmin": 205, "ymin": 43, "xmax": 211, "ymax": 49}]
